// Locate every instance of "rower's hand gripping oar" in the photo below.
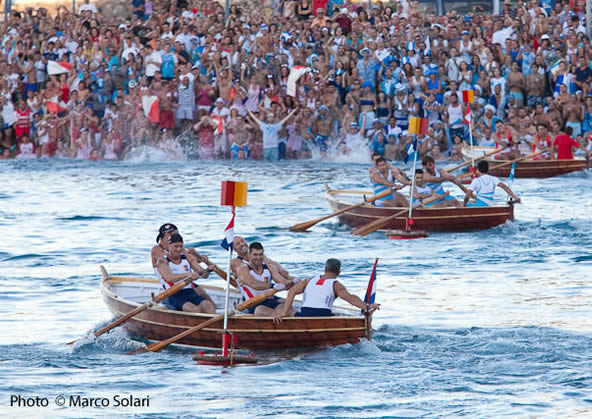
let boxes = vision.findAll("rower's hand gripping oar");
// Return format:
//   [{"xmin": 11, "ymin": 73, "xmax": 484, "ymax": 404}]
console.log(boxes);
[
  {"xmin": 132, "ymin": 287, "xmax": 284, "ymax": 354},
  {"xmin": 352, "ymin": 193, "xmax": 448, "ymax": 237},
  {"xmin": 288, "ymin": 188, "xmax": 397, "ymax": 232},
  {"xmin": 67, "ymin": 275, "xmax": 196, "ymax": 345}
]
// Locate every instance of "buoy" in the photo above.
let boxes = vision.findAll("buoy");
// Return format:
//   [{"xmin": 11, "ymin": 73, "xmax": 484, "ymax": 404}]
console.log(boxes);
[
  {"xmin": 386, "ymin": 229, "xmax": 429, "ymax": 239},
  {"xmin": 193, "ymin": 351, "xmax": 258, "ymax": 366}
]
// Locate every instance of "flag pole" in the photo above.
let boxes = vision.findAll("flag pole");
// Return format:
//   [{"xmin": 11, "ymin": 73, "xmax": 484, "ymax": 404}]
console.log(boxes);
[
  {"xmin": 469, "ymin": 117, "xmax": 475, "ymax": 169},
  {"xmin": 407, "ymin": 134, "xmax": 419, "ymax": 231},
  {"xmin": 221, "ymin": 206, "xmax": 235, "ymax": 356}
]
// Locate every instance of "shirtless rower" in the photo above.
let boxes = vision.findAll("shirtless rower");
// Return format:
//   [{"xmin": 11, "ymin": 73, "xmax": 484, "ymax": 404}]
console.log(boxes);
[
  {"xmin": 370, "ymin": 157, "xmax": 409, "ymax": 207},
  {"xmin": 463, "ymin": 160, "xmax": 521, "ymax": 207},
  {"xmin": 151, "ymin": 223, "xmax": 209, "ymax": 269},
  {"xmin": 421, "ymin": 156, "xmax": 461, "ymax": 207},
  {"xmin": 274, "ymin": 258, "xmax": 380, "ymax": 321},
  {"xmin": 155, "ymin": 233, "xmax": 216, "ymax": 313},
  {"xmin": 237, "ymin": 242, "xmax": 293, "ymax": 316},
  {"xmin": 230, "ymin": 236, "xmax": 292, "ymax": 281}
]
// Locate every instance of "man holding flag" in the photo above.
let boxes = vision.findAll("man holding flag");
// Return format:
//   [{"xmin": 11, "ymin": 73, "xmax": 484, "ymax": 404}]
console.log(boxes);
[{"xmin": 274, "ymin": 259, "xmax": 380, "ymax": 322}]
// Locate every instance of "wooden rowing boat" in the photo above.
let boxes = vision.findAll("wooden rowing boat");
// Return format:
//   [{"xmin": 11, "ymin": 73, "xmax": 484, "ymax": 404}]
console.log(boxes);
[
  {"xmin": 326, "ymin": 188, "xmax": 514, "ymax": 232},
  {"xmin": 100, "ymin": 268, "xmax": 370, "ymax": 350},
  {"xmin": 461, "ymin": 145, "xmax": 588, "ymax": 178},
  {"xmin": 487, "ymin": 159, "xmax": 588, "ymax": 178}
]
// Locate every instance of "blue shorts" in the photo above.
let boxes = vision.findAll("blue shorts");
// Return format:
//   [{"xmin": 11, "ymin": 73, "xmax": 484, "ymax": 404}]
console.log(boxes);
[
  {"xmin": 315, "ymin": 135, "xmax": 329, "ymax": 152},
  {"xmin": 164, "ymin": 287, "xmax": 205, "ymax": 311},
  {"xmin": 245, "ymin": 295, "xmax": 280, "ymax": 314},
  {"xmin": 295, "ymin": 307, "xmax": 333, "ymax": 317},
  {"xmin": 466, "ymin": 198, "xmax": 489, "ymax": 207}
]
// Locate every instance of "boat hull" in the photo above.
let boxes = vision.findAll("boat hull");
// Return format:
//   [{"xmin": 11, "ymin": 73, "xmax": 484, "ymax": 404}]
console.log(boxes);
[
  {"xmin": 327, "ymin": 190, "xmax": 514, "ymax": 232},
  {"xmin": 487, "ymin": 159, "xmax": 588, "ymax": 178},
  {"xmin": 101, "ymin": 276, "xmax": 369, "ymax": 350}
]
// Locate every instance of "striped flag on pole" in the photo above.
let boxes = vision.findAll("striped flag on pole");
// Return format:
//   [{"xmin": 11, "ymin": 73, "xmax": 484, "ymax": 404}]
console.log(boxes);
[
  {"xmin": 221, "ymin": 213, "xmax": 235, "ymax": 250},
  {"xmin": 464, "ymin": 107, "xmax": 472, "ymax": 125},
  {"xmin": 362, "ymin": 258, "xmax": 378, "ymax": 313}
]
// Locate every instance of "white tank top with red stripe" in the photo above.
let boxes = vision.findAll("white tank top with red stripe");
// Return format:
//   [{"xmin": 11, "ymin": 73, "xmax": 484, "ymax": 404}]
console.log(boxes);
[
  {"xmin": 302, "ymin": 275, "xmax": 337, "ymax": 310},
  {"xmin": 240, "ymin": 263, "xmax": 272, "ymax": 300},
  {"xmin": 155, "ymin": 254, "xmax": 193, "ymax": 290}
]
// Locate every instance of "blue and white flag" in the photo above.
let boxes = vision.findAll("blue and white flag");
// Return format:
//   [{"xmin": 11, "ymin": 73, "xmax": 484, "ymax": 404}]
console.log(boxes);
[
  {"xmin": 362, "ymin": 258, "xmax": 379, "ymax": 313},
  {"xmin": 221, "ymin": 213, "xmax": 235, "ymax": 251},
  {"xmin": 509, "ymin": 162, "xmax": 516, "ymax": 182},
  {"xmin": 404, "ymin": 136, "xmax": 418, "ymax": 164},
  {"xmin": 406, "ymin": 41, "xmax": 416, "ymax": 52}
]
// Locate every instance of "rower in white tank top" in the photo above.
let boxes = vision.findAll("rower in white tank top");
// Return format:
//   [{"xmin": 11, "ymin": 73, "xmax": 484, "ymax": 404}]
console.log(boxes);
[
  {"xmin": 301, "ymin": 275, "xmax": 337, "ymax": 311},
  {"xmin": 240, "ymin": 263, "xmax": 272, "ymax": 300},
  {"xmin": 156, "ymin": 254, "xmax": 194, "ymax": 290}
]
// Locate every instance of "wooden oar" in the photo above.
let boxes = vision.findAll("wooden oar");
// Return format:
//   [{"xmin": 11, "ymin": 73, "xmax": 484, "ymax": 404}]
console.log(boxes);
[
  {"xmin": 289, "ymin": 188, "xmax": 397, "ymax": 232},
  {"xmin": 67, "ymin": 275, "xmax": 196, "ymax": 345},
  {"xmin": 135, "ymin": 288, "xmax": 280, "ymax": 354},
  {"xmin": 447, "ymin": 145, "xmax": 509, "ymax": 173},
  {"xmin": 352, "ymin": 193, "xmax": 448, "ymax": 237},
  {"xmin": 211, "ymin": 264, "xmax": 238, "ymax": 289}
]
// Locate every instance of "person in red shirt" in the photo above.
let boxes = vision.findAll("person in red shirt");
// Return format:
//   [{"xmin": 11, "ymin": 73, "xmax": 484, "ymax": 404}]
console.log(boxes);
[{"xmin": 552, "ymin": 126, "xmax": 591, "ymax": 160}]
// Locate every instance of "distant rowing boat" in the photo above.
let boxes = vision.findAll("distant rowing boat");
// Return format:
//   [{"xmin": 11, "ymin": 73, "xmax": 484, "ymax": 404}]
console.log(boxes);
[
  {"xmin": 100, "ymin": 268, "xmax": 370, "ymax": 350},
  {"xmin": 462, "ymin": 146, "xmax": 588, "ymax": 178},
  {"xmin": 326, "ymin": 188, "xmax": 514, "ymax": 232}
]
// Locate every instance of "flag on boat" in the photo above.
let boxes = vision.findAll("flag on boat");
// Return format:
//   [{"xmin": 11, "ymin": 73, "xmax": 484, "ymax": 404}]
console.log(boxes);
[
  {"xmin": 509, "ymin": 162, "xmax": 516, "ymax": 182},
  {"xmin": 221, "ymin": 213, "xmax": 235, "ymax": 251},
  {"xmin": 404, "ymin": 136, "xmax": 418, "ymax": 164},
  {"xmin": 47, "ymin": 60, "xmax": 72, "ymax": 75},
  {"xmin": 142, "ymin": 95, "xmax": 159, "ymax": 123},
  {"xmin": 464, "ymin": 107, "xmax": 472, "ymax": 125},
  {"xmin": 362, "ymin": 258, "xmax": 378, "ymax": 313}
]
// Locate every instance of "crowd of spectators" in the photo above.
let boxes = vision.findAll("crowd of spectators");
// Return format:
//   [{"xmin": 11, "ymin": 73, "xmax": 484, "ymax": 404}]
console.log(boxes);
[{"xmin": 1, "ymin": 0, "xmax": 592, "ymax": 161}]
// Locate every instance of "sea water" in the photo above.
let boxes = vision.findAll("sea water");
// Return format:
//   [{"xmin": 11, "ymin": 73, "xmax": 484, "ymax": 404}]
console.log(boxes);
[{"xmin": 0, "ymin": 158, "xmax": 591, "ymax": 417}]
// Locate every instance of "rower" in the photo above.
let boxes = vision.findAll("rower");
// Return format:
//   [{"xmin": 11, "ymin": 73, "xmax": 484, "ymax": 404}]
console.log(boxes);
[
  {"xmin": 410, "ymin": 169, "xmax": 439, "ymax": 206},
  {"xmin": 273, "ymin": 258, "xmax": 380, "ymax": 321},
  {"xmin": 369, "ymin": 152, "xmax": 410, "ymax": 185},
  {"xmin": 155, "ymin": 233, "xmax": 217, "ymax": 313},
  {"xmin": 230, "ymin": 236, "xmax": 292, "ymax": 280},
  {"xmin": 370, "ymin": 157, "xmax": 409, "ymax": 207},
  {"xmin": 236, "ymin": 242, "xmax": 292, "ymax": 316},
  {"xmin": 422, "ymin": 156, "xmax": 461, "ymax": 207},
  {"xmin": 463, "ymin": 160, "xmax": 521, "ymax": 207},
  {"xmin": 552, "ymin": 126, "xmax": 591, "ymax": 160},
  {"xmin": 493, "ymin": 120, "xmax": 521, "ymax": 160},
  {"xmin": 151, "ymin": 223, "xmax": 209, "ymax": 269}
]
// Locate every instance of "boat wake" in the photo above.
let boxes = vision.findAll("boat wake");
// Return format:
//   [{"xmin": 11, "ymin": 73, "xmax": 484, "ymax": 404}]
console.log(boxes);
[{"xmin": 70, "ymin": 327, "xmax": 145, "ymax": 354}]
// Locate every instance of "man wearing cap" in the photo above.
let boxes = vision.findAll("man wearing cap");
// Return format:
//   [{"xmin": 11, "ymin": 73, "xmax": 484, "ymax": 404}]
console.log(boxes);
[{"xmin": 156, "ymin": 233, "xmax": 217, "ymax": 314}]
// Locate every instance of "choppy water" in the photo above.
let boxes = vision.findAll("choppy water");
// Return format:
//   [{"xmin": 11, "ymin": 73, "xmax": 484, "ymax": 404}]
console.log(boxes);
[{"xmin": 1, "ymin": 158, "xmax": 591, "ymax": 417}]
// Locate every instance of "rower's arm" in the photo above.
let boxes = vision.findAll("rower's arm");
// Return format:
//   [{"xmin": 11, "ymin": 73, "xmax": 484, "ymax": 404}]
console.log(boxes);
[
  {"xmin": 151, "ymin": 245, "xmax": 164, "ymax": 268},
  {"xmin": 274, "ymin": 279, "xmax": 308, "ymax": 322},
  {"xmin": 370, "ymin": 171, "xmax": 395, "ymax": 187},
  {"xmin": 237, "ymin": 265, "xmax": 274, "ymax": 290},
  {"xmin": 498, "ymin": 182, "xmax": 521, "ymax": 203},
  {"xmin": 264, "ymin": 257, "xmax": 293, "ymax": 281},
  {"xmin": 333, "ymin": 281, "xmax": 378, "ymax": 311},
  {"xmin": 157, "ymin": 257, "xmax": 199, "ymax": 283},
  {"xmin": 185, "ymin": 253, "xmax": 213, "ymax": 278},
  {"xmin": 423, "ymin": 173, "xmax": 448, "ymax": 184}
]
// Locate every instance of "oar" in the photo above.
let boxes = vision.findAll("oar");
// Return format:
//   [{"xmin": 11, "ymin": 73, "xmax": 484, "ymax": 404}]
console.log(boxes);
[
  {"xmin": 288, "ymin": 188, "xmax": 396, "ymax": 232},
  {"xmin": 211, "ymin": 264, "xmax": 238, "ymax": 289},
  {"xmin": 134, "ymin": 288, "xmax": 281, "ymax": 354},
  {"xmin": 67, "ymin": 275, "xmax": 195, "ymax": 345},
  {"xmin": 447, "ymin": 145, "xmax": 509, "ymax": 173},
  {"xmin": 458, "ymin": 149, "xmax": 546, "ymax": 178},
  {"xmin": 352, "ymin": 193, "xmax": 448, "ymax": 237}
]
